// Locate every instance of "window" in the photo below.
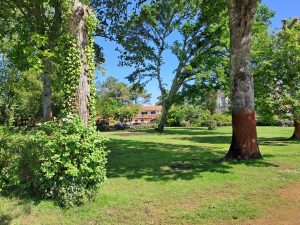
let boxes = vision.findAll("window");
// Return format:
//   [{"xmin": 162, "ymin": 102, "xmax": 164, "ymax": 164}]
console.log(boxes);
[
  {"xmin": 141, "ymin": 111, "xmax": 148, "ymax": 115},
  {"xmin": 221, "ymin": 97, "xmax": 226, "ymax": 106},
  {"xmin": 151, "ymin": 111, "xmax": 156, "ymax": 114}
]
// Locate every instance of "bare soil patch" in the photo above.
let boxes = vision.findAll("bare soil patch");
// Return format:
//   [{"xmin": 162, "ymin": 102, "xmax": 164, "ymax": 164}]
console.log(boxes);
[
  {"xmin": 242, "ymin": 181, "xmax": 300, "ymax": 225},
  {"xmin": 278, "ymin": 181, "xmax": 300, "ymax": 201}
]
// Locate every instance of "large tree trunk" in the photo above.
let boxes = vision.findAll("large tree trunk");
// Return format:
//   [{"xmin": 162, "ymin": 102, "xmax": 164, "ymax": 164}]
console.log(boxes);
[
  {"xmin": 291, "ymin": 119, "xmax": 300, "ymax": 140},
  {"xmin": 157, "ymin": 103, "xmax": 170, "ymax": 132},
  {"xmin": 156, "ymin": 81, "xmax": 180, "ymax": 132},
  {"xmin": 224, "ymin": 0, "xmax": 262, "ymax": 160},
  {"xmin": 42, "ymin": 75, "xmax": 52, "ymax": 121},
  {"xmin": 71, "ymin": 1, "xmax": 91, "ymax": 125}
]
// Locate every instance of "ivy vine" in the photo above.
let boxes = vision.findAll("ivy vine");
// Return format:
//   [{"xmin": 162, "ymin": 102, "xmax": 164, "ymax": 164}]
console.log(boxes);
[{"xmin": 57, "ymin": 0, "xmax": 97, "ymax": 121}]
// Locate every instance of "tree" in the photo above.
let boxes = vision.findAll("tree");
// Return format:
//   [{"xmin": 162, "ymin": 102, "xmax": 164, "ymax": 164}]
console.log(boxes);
[
  {"xmin": 0, "ymin": 0, "xmax": 100, "ymax": 124},
  {"xmin": 129, "ymin": 85, "xmax": 151, "ymax": 105},
  {"xmin": 113, "ymin": 104, "xmax": 140, "ymax": 124},
  {"xmin": 95, "ymin": 76, "xmax": 150, "ymax": 119},
  {"xmin": 253, "ymin": 18, "xmax": 300, "ymax": 139},
  {"xmin": 224, "ymin": 0, "xmax": 262, "ymax": 160},
  {"xmin": 95, "ymin": 77, "xmax": 127, "ymax": 119},
  {"xmin": 0, "ymin": 0, "xmax": 65, "ymax": 121},
  {"xmin": 179, "ymin": 65, "xmax": 230, "ymax": 115},
  {"xmin": 251, "ymin": 5, "xmax": 276, "ymax": 125},
  {"xmin": 0, "ymin": 54, "xmax": 43, "ymax": 124},
  {"xmin": 175, "ymin": 3, "xmax": 273, "ymax": 121},
  {"xmin": 273, "ymin": 18, "xmax": 300, "ymax": 139},
  {"xmin": 102, "ymin": 0, "xmax": 227, "ymax": 131},
  {"xmin": 0, "ymin": 54, "xmax": 20, "ymax": 124},
  {"xmin": 58, "ymin": 0, "xmax": 98, "ymax": 124}
]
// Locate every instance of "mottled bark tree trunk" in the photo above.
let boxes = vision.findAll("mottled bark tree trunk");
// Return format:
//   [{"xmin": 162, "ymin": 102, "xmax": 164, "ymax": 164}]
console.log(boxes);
[
  {"xmin": 71, "ymin": 1, "xmax": 91, "ymax": 125},
  {"xmin": 291, "ymin": 119, "xmax": 300, "ymax": 140},
  {"xmin": 224, "ymin": 0, "xmax": 262, "ymax": 160}
]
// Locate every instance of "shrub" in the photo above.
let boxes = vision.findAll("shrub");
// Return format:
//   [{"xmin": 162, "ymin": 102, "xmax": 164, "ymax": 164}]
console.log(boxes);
[
  {"xmin": 206, "ymin": 120, "xmax": 217, "ymax": 130},
  {"xmin": 166, "ymin": 106, "xmax": 185, "ymax": 127},
  {"xmin": 284, "ymin": 121, "xmax": 294, "ymax": 127},
  {"xmin": 211, "ymin": 114, "xmax": 232, "ymax": 126},
  {"xmin": 0, "ymin": 117, "xmax": 109, "ymax": 207},
  {"xmin": 193, "ymin": 110, "xmax": 211, "ymax": 127},
  {"xmin": 179, "ymin": 120, "xmax": 190, "ymax": 127},
  {"xmin": 273, "ymin": 120, "xmax": 285, "ymax": 127},
  {"xmin": 132, "ymin": 123, "xmax": 157, "ymax": 130},
  {"xmin": 96, "ymin": 119, "xmax": 111, "ymax": 131},
  {"xmin": 194, "ymin": 112, "xmax": 231, "ymax": 127},
  {"xmin": 0, "ymin": 130, "xmax": 25, "ymax": 192},
  {"xmin": 256, "ymin": 118, "xmax": 293, "ymax": 127},
  {"xmin": 114, "ymin": 123, "xmax": 126, "ymax": 130}
]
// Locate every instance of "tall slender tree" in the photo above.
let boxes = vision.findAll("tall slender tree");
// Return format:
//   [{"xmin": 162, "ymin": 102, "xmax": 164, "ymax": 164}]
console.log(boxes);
[
  {"xmin": 0, "ymin": 0, "xmax": 63, "ymax": 121},
  {"xmin": 224, "ymin": 0, "xmax": 262, "ymax": 160}
]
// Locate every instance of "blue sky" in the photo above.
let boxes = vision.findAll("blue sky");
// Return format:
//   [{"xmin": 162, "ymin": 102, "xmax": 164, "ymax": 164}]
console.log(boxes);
[{"xmin": 95, "ymin": 0, "xmax": 300, "ymax": 105}]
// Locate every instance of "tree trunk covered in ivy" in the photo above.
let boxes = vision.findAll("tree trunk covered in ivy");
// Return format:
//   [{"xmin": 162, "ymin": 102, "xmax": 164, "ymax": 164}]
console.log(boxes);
[
  {"xmin": 72, "ymin": 1, "xmax": 90, "ymax": 125},
  {"xmin": 224, "ymin": 0, "xmax": 262, "ymax": 160},
  {"xmin": 63, "ymin": 0, "xmax": 96, "ymax": 125}
]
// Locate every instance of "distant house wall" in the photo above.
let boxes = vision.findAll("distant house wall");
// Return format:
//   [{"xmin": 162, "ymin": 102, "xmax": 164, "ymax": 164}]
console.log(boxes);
[
  {"xmin": 216, "ymin": 91, "xmax": 229, "ymax": 114},
  {"xmin": 132, "ymin": 106, "xmax": 162, "ymax": 124}
]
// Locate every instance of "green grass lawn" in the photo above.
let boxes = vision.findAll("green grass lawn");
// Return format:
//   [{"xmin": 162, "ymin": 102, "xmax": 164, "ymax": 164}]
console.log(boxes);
[{"xmin": 1, "ymin": 126, "xmax": 300, "ymax": 225}]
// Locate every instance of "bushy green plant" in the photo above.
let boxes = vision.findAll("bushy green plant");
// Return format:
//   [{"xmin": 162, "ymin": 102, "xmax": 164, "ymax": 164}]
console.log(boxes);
[
  {"xmin": 211, "ymin": 114, "xmax": 232, "ymax": 126},
  {"xmin": 0, "ymin": 118, "xmax": 109, "ymax": 207},
  {"xmin": 132, "ymin": 123, "xmax": 157, "ymax": 130},
  {"xmin": 206, "ymin": 120, "xmax": 217, "ymax": 130},
  {"xmin": 166, "ymin": 104, "xmax": 203, "ymax": 127},
  {"xmin": 0, "ymin": 130, "xmax": 25, "ymax": 192},
  {"xmin": 166, "ymin": 106, "xmax": 185, "ymax": 127},
  {"xmin": 179, "ymin": 120, "xmax": 190, "ymax": 127},
  {"xmin": 194, "ymin": 112, "xmax": 231, "ymax": 127},
  {"xmin": 193, "ymin": 110, "xmax": 211, "ymax": 127}
]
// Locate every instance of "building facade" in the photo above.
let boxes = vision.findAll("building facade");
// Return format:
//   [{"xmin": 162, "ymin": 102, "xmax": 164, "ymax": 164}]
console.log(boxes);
[
  {"xmin": 216, "ymin": 91, "xmax": 230, "ymax": 114},
  {"xmin": 132, "ymin": 106, "xmax": 162, "ymax": 124}
]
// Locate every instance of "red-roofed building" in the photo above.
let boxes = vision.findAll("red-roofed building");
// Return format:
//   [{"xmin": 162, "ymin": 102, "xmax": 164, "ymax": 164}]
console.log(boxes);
[{"xmin": 132, "ymin": 106, "xmax": 162, "ymax": 124}]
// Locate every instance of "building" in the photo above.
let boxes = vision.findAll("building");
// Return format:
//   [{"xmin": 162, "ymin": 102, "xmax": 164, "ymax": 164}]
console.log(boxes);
[
  {"xmin": 216, "ymin": 91, "xmax": 230, "ymax": 114},
  {"xmin": 132, "ymin": 106, "xmax": 162, "ymax": 124}
]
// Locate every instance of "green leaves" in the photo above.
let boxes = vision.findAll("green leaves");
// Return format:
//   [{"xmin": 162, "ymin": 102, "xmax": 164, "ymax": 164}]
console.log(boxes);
[
  {"xmin": 253, "ymin": 18, "xmax": 300, "ymax": 121},
  {"xmin": 0, "ymin": 117, "xmax": 109, "ymax": 207}
]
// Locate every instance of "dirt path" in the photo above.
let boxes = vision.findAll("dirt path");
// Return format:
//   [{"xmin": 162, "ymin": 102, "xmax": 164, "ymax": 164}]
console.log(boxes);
[{"xmin": 243, "ymin": 181, "xmax": 300, "ymax": 225}]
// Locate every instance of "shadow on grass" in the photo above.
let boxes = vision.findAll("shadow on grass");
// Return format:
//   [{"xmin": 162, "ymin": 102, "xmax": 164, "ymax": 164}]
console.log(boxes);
[
  {"xmin": 178, "ymin": 134, "xmax": 296, "ymax": 147},
  {"xmin": 177, "ymin": 135, "xmax": 231, "ymax": 145},
  {"xmin": 0, "ymin": 214, "xmax": 12, "ymax": 225},
  {"xmin": 107, "ymin": 139, "xmax": 277, "ymax": 182},
  {"xmin": 131, "ymin": 127, "xmax": 228, "ymax": 136},
  {"xmin": 259, "ymin": 137, "xmax": 299, "ymax": 146}
]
